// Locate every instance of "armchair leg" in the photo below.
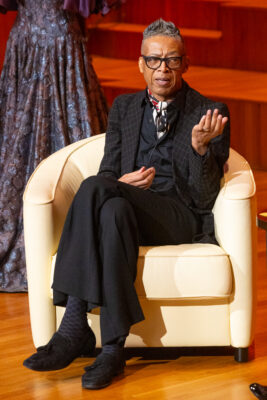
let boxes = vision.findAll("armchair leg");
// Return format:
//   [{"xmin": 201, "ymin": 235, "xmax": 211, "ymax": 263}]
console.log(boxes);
[{"xmin": 234, "ymin": 347, "xmax": 249, "ymax": 362}]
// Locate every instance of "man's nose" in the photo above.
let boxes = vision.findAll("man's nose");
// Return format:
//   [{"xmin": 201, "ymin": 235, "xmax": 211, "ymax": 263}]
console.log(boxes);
[{"xmin": 158, "ymin": 60, "xmax": 169, "ymax": 71}]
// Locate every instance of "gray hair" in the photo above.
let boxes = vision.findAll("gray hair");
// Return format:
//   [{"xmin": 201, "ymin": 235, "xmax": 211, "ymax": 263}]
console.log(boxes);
[{"xmin": 142, "ymin": 18, "xmax": 184, "ymax": 50}]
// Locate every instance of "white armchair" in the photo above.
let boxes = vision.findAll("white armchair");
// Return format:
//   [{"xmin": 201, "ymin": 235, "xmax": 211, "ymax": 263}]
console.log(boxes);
[{"xmin": 23, "ymin": 134, "xmax": 257, "ymax": 362}]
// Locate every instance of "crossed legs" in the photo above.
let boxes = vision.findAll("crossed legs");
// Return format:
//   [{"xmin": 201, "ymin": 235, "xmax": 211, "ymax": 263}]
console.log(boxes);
[{"xmin": 24, "ymin": 175, "xmax": 199, "ymax": 389}]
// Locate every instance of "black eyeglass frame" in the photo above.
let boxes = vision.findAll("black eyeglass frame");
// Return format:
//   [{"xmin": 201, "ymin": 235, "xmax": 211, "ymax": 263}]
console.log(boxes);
[{"xmin": 141, "ymin": 55, "xmax": 185, "ymax": 70}]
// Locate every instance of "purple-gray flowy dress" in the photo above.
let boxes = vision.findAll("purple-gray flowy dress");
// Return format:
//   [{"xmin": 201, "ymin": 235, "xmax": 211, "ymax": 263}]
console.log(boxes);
[{"xmin": 0, "ymin": 0, "xmax": 110, "ymax": 291}]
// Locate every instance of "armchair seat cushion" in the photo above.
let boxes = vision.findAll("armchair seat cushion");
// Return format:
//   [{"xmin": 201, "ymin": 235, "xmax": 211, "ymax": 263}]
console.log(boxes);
[{"xmin": 136, "ymin": 244, "xmax": 232, "ymax": 299}]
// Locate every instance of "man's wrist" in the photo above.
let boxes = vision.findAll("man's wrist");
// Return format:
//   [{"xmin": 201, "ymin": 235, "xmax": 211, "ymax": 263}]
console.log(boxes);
[{"xmin": 192, "ymin": 143, "xmax": 209, "ymax": 156}]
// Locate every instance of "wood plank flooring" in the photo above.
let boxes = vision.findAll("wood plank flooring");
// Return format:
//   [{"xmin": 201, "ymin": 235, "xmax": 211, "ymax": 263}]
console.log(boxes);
[{"xmin": 1, "ymin": 172, "xmax": 267, "ymax": 400}]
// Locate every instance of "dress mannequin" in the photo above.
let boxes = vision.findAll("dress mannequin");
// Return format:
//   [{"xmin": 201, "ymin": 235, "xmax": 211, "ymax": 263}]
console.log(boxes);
[{"xmin": 0, "ymin": 0, "xmax": 111, "ymax": 291}]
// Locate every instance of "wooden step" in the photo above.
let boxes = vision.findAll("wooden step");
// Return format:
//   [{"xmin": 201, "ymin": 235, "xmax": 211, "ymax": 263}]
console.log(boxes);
[
  {"xmin": 220, "ymin": 3, "xmax": 267, "ymax": 71},
  {"xmin": 88, "ymin": 22, "xmax": 222, "ymax": 39},
  {"xmin": 93, "ymin": 55, "xmax": 267, "ymax": 102},
  {"xmin": 222, "ymin": 0, "xmax": 267, "ymax": 9},
  {"xmin": 92, "ymin": 55, "xmax": 267, "ymax": 170},
  {"xmin": 87, "ymin": 0, "xmax": 267, "ymax": 72},
  {"xmin": 87, "ymin": 22, "xmax": 222, "ymax": 67}
]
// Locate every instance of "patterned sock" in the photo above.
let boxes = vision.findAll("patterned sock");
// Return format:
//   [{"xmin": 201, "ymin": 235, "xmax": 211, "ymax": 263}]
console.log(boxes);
[
  {"xmin": 102, "ymin": 335, "xmax": 127, "ymax": 356},
  {"xmin": 58, "ymin": 295, "xmax": 90, "ymax": 343}
]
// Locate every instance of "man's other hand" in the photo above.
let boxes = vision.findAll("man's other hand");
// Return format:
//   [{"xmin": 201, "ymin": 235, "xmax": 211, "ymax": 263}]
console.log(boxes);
[
  {"xmin": 192, "ymin": 109, "xmax": 228, "ymax": 156},
  {"xmin": 119, "ymin": 167, "xmax": 155, "ymax": 189}
]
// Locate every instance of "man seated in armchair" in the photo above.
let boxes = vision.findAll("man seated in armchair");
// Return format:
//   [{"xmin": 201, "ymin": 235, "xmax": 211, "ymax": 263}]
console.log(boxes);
[{"xmin": 23, "ymin": 18, "xmax": 230, "ymax": 390}]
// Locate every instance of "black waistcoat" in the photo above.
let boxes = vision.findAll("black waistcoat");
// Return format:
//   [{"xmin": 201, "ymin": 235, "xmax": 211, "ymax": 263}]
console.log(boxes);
[{"xmin": 135, "ymin": 100, "xmax": 179, "ymax": 192}]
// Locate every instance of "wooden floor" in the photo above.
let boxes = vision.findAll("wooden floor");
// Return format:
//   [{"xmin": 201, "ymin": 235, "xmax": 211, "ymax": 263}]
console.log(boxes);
[{"xmin": 0, "ymin": 173, "xmax": 267, "ymax": 399}]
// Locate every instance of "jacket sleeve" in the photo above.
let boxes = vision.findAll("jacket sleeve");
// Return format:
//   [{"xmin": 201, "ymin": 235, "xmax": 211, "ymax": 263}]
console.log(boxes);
[
  {"xmin": 98, "ymin": 96, "xmax": 122, "ymax": 179},
  {"xmin": 187, "ymin": 102, "xmax": 230, "ymax": 210}
]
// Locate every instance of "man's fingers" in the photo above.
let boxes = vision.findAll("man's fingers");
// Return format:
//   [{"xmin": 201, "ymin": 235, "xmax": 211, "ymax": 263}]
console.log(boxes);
[
  {"xmin": 210, "ymin": 109, "xmax": 219, "ymax": 131},
  {"xmin": 119, "ymin": 170, "xmax": 143, "ymax": 184},
  {"xmin": 198, "ymin": 115, "xmax": 206, "ymax": 131},
  {"xmin": 197, "ymin": 110, "xmax": 228, "ymax": 135},
  {"xmin": 136, "ymin": 176, "xmax": 154, "ymax": 189},
  {"xmin": 222, "ymin": 116, "xmax": 228, "ymax": 127},
  {"xmin": 135, "ymin": 168, "xmax": 155, "ymax": 188},
  {"xmin": 128, "ymin": 167, "xmax": 151, "ymax": 182},
  {"xmin": 203, "ymin": 109, "xmax": 212, "ymax": 131},
  {"xmin": 119, "ymin": 167, "xmax": 155, "ymax": 187},
  {"xmin": 192, "ymin": 109, "xmax": 228, "ymax": 154},
  {"xmin": 214, "ymin": 114, "xmax": 228, "ymax": 136},
  {"xmin": 134, "ymin": 176, "xmax": 152, "ymax": 187},
  {"xmin": 139, "ymin": 166, "xmax": 146, "ymax": 173},
  {"xmin": 140, "ymin": 167, "xmax": 155, "ymax": 177},
  {"xmin": 213, "ymin": 114, "xmax": 222, "ymax": 136},
  {"xmin": 202, "ymin": 110, "xmax": 228, "ymax": 137}
]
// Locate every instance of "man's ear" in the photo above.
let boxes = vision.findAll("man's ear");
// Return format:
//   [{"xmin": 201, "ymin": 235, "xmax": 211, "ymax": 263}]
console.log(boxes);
[
  {"xmin": 182, "ymin": 55, "xmax": 190, "ymax": 74},
  {"xmin": 138, "ymin": 57, "xmax": 144, "ymax": 74}
]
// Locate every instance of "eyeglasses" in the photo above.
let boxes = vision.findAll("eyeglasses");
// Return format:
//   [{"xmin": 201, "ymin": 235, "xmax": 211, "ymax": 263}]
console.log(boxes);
[{"xmin": 141, "ymin": 55, "xmax": 184, "ymax": 70}]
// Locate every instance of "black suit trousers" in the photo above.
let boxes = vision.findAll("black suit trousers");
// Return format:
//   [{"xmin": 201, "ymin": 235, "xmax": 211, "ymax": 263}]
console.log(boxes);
[{"xmin": 52, "ymin": 175, "xmax": 200, "ymax": 345}]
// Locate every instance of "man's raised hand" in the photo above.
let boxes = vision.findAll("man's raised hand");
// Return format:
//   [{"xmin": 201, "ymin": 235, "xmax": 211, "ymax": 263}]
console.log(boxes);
[
  {"xmin": 192, "ymin": 109, "xmax": 228, "ymax": 156},
  {"xmin": 119, "ymin": 166, "xmax": 155, "ymax": 189}
]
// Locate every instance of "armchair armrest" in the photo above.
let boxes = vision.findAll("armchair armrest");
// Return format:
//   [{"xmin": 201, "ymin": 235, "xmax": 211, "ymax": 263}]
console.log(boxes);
[
  {"xmin": 221, "ymin": 148, "xmax": 256, "ymax": 200},
  {"xmin": 23, "ymin": 134, "xmax": 105, "ymax": 347},
  {"xmin": 213, "ymin": 148, "xmax": 257, "ymax": 348}
]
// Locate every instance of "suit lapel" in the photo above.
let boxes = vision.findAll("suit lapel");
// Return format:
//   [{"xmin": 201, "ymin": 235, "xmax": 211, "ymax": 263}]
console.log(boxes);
[
  {"xmin": 121, "ymin": 91, "xmax": 146, "ymax": 173},
  {"xmin": 173, "ymin": 85, "xmax": 202, "ymax": 171}
]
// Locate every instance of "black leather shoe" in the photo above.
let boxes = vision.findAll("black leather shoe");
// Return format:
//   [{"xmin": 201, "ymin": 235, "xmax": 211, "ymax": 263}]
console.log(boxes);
[
  {"xmin": 82, "ymin": 350, "xmax": 125, "ymax": 390},
  {"xmin": 23, "ymin": 328, "xmax": 96, "ymax": 371},
  {"xmin": 250, "ymin": 383, "xmax": 267, "ymax": 400}
]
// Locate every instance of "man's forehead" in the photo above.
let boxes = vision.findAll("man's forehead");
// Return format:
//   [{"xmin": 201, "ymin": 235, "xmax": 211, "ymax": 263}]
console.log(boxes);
[{"xmin": 142, "ymin": 35, "xmax": 183, "ymax": 54}]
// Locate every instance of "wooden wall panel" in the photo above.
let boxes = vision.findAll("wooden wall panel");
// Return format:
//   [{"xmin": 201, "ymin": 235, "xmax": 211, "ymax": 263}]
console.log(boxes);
[
  {"xmin": 203, "ymin": 98, "xmax": 264, "ymax": 170},
  {"xmin": 87, "ymin": 25, "xmax": 223, "ymax": 67},
  {"xmin": 221, "ymin": 5, "xmax": 267, "ymax": 72},
  {"xmin": 90, "ymin": 0, "xmax": 267, "ymax": 72},
  {"xmin": 120, "ymin": 0, "xmax": 221, "ymax": 29},
  {"xmin": 260, "ymin": 104, "xmax": 267, "ymax": 170}
]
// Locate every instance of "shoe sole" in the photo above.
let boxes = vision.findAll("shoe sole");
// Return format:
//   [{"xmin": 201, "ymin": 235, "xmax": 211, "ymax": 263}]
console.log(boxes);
[
  {"xmin": 22, "ymin": 332, "xmax": 96, "ymax": 372},
  {"xmin": 23, "ymin": 349, "xmax": 96, "ymax": 372},
  {"xmin": 23, "ymin": 359, "xmax": 72, "ymax": 372},
  {"xmin": 82, "ymin": 368, "xmax": 124, "ymax": 390}
]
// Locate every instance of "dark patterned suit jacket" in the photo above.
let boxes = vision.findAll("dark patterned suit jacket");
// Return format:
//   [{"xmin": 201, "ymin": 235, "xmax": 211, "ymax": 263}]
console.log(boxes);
[{"xmin": 98, "ymin": 80, "xmax": 230, "ymax": 243}]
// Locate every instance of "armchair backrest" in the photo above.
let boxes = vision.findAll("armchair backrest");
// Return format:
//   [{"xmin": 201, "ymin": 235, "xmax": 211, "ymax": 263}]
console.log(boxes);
[{"xmin": 67, "ymin": 133, "xmax": 106, "ymax": 179}]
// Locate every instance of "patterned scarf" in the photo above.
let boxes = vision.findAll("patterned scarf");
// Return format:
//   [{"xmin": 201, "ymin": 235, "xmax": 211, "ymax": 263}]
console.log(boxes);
[{"xmin": 147, "ymin": 89, "xmax": 169, "ymax": 139}]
